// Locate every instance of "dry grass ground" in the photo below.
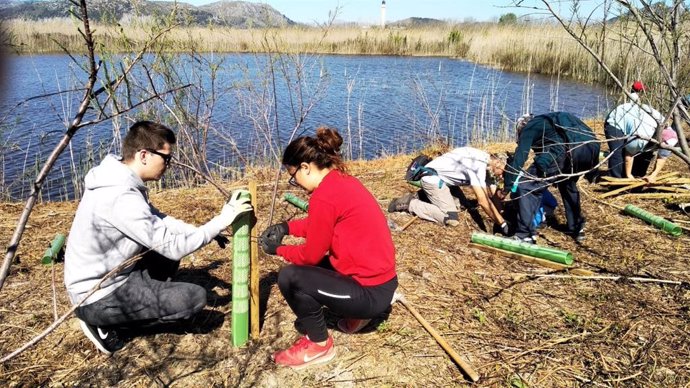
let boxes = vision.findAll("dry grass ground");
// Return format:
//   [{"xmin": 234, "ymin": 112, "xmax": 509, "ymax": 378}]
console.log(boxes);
[{"xmin": 1, "ymin": 143, "xmax": 689, "ymax": 386}]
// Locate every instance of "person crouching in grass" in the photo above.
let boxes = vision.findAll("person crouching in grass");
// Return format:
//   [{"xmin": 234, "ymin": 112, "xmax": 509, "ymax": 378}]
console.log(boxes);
[{"xmin": 259, "ymin": 126, "xmax": 398, "ymax": 369}]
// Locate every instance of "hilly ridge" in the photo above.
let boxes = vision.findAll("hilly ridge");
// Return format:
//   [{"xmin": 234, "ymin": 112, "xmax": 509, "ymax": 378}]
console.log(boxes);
[{"xmin": 0, "ymin": 0, "xmax": 296, "ymax": 28}]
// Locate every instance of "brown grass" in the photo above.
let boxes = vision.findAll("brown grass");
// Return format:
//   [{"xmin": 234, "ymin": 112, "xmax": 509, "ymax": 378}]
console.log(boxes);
[
  {"xmin": 6, "ymin": 18, "xmax": 684, "ymax": 88},
  {"xmin": 1, "ymin": 131, "xmax": 690, "ymax": 386}
]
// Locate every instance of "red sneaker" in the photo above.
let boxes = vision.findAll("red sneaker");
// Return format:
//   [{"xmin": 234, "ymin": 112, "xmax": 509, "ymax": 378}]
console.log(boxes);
[
  {"xmin": 337, "ymin": 318, "xmax": 371, "ymax": 334},
  {"xmin": 273, "ymin": 335, "xmax": 335, "ymax": 369}
]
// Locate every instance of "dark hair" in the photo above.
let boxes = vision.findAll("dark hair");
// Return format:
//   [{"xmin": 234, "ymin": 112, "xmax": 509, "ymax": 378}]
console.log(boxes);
[
  {"xmin": 282, "ymin": 126, "xmax": 347, "ymax": 173},
  {"xmin": 122, "ymin": 121, "xmax": 176, "ymax": 161}
]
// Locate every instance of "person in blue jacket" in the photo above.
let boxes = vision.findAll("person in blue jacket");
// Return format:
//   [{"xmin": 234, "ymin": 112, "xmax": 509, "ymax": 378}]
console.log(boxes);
[{"xmin": 503, "ymin": 112, "xmax": 599, "ymax": 244}]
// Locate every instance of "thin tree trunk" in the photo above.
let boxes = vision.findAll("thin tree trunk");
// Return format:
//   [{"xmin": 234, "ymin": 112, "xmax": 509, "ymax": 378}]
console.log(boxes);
[{"xmin": 0, "ymin": 0, "xmax": 97, "ymax": 291}]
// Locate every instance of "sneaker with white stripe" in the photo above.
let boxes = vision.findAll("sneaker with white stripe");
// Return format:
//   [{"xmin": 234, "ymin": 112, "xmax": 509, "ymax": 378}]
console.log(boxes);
[{"xmin": 78, "ymin": 319, "xmax": 125, "ymax": 356}]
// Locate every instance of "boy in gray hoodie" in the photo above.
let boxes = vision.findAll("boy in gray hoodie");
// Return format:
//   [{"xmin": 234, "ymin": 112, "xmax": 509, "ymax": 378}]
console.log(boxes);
[{"xmin": 64, "ymin": 121, "xmax": 252, "ymax": 355}]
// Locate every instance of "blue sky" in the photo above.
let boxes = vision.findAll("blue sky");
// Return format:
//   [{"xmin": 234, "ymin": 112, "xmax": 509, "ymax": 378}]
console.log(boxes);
[{"xmin": 152, "ymin": 0, "xmax": 600, "ymax": 24}]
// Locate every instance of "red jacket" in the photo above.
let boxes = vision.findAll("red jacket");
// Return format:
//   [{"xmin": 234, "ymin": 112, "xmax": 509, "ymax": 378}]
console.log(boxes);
[{"xmin": 277, "ymin": 170, "xmax": 396, "ymax": 286}]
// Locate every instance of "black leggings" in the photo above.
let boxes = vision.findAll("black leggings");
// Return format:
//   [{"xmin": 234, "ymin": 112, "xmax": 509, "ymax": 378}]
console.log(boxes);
[{"xmin": 277, "ymin": 264, "xmax": 398, "ymax": 342}]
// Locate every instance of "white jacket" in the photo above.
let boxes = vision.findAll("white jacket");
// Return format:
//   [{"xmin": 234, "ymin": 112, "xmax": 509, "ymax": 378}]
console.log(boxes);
[
  {"xmin": 423, "ymin": 147, "xmax": 490, "ymax": 187},
  {"xmin": 64, "ymin": 155, "xmax": 226, "ymax": 305}
]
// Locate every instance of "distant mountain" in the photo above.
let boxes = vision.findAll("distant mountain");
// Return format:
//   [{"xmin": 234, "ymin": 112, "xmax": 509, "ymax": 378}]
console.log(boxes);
[
  {"xmin": 389, "ymin": 17, "xmax": 447, "ymax": 28},
  {"xmin": 0, "ymin": 0, "xmax": 296, "ymax": 28}
]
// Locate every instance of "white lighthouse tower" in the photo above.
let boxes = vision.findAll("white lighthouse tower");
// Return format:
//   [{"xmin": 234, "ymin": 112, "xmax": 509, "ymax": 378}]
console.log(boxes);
[{"xmin": 380, "ymin": 0, "xmax": 386, "ymax": 28}]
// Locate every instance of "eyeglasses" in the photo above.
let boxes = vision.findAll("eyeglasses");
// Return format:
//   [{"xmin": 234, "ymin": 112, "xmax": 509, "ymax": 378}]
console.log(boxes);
[
  {"xmin": 143, "ymin": 148, "xmax": 173, "ymax": 166},
  {"xmin": 288, "ymin": 168, "xmax": 299, "ymax": 187}
]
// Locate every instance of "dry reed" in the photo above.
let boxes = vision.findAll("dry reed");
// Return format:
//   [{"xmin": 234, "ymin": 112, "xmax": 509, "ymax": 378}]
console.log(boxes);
[{"xmin": 5, "ymin": 19, "xmax": 684, "ymax": 88}]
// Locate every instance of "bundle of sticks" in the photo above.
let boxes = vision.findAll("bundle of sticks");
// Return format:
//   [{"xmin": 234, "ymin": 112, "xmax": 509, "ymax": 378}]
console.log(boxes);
[{"xmin": 599, "ymin": 172, "xmax": 690, "ymax": 199}]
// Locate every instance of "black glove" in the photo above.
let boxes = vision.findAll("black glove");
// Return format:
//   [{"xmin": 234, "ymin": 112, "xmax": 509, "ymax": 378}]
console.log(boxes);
[
  {"xmin": 213, "ymin": 234, "xmax": 229, "ymax": 249},
  {"xmin": 262, "ymin": 222, "xmax": 289, "ymax": 241},
  {"xmin": 259, "ymin": 222, "xmax": 288, "ymax": 255},
  {"xmin": 494, "ymin": 221, "xmax": 511, "ymax": 236},
  {"xmin": 500, "ymin": 221, "xmax": 511, "ymax": 236}
]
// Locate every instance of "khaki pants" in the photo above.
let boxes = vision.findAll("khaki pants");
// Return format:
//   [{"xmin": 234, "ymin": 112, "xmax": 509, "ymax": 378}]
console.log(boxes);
[{"xmin": 408, "ymin": 176, "xmax": 458, "ymax": 224}]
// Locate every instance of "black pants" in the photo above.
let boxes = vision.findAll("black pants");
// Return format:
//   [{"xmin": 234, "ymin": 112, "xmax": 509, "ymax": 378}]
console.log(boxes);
[
  {"xmin": 277, "ymin": 263, "xmax": 398, "ymax": 343},
  {"xmin": 513, "ymin": 165, "xmax": 584, "ymax": 239},
  {"xmin": 75, "ymin": 251, "xmax": 207, "ymax": 329},
  {"xmin": 605, "ymin": 123, "xmax": 654, "ymax": 178}
]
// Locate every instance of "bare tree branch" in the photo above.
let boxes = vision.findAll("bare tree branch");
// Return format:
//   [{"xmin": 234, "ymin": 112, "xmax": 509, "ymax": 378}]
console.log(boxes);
[{"xmin": 0, "ymin": 1, "xmax": 178, "ymax": 291}]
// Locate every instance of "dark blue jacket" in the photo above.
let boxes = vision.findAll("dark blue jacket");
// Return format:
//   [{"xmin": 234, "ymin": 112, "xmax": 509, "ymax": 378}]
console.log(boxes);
[{"xmin": 504, "ymin": 112, "xmax": 597, "ymax": 189}]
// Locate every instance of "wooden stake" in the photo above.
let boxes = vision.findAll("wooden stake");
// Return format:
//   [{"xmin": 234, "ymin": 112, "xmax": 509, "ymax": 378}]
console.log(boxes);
[
  {"xmin": 651, "ymin": 186, "xmax": 690, "ymax": 193},
  {"xmin": 620, "ymin": 192, "xmax": 690, "ymax": 199},
  {"xmin": 249, "ymin": 181, "xmax": 260, "ymax": 340},
  {"xmin": 400, "ymin": 216, "xmax": 418, "ymax": 231},
  {"xmin": 599, "ymin": 172, "xmax": 677, "ymax": 199},
  {"xmin": 469, "ymin": 243, "xmax": 594, "ymax": 276},
  {"xmin": 396, "ymin": 294, "xmax": 480, "ymax": 382},
  {"xmin": 529, "ymin": 274, "xmax": 683, "ymax": 285}
]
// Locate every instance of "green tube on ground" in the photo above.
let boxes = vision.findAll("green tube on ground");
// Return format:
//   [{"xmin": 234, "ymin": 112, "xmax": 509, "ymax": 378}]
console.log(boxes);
[
  {"xmin": 232, "ymin": 191, "xmax": 251, "ymax": 347},
  {"xmin": 623, "ymin": 204, "xmax": 682, "ymax": 237},
  {"xmin": 284, "ymin": 193, "xmax": 309, "ymax": 212},
  {"xmin": 41, "ymin": 233, "xmax": 66, "ymax": 265},
  {"xmin": 470, "ymin": 232, "xmax": 574, "ymax": 265}
]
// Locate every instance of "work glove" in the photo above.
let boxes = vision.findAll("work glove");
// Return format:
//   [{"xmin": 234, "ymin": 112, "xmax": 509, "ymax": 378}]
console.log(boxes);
[
  {"xmin": 213, "ymin": 234, "xmax": 229, "ymax": 249},
  {"xmin": 494, "ymin": 221, "xmax": 511, "ymax": 236},
  {"xmin": 219, "ymin": 189, "xmax": 253, "ymax": 229},
  {"xmin": 259, "ymin": 222, "xmax": 288, "ymax": 255},
  {"xmin": 500, "ymin": 221, "xmax": 511, "ymax": 236}
]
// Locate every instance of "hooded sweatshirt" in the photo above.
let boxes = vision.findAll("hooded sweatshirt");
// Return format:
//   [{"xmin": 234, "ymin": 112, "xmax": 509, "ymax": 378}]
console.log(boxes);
[{"xmin": 64, "ymin": 155, "xmax": 227, "ymax": 305}]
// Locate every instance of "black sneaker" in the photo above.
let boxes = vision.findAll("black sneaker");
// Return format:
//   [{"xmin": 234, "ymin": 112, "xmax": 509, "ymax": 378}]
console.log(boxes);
[
  {"xmin": 387, "ymin": 193, "xmax": 415, "ymax": 213},
  {"xmin": 573, "ymin": 222, "xmax": 586, "ymax": 243},
  {"xmin": 79, "ymin": 319, "xmax": 125, "ymax": 355}
]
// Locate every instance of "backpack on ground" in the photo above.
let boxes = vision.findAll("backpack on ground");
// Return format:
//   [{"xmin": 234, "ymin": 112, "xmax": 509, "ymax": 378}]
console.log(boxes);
[{"xmin": 405, "ymin": 154, "xmax": 436, "ymax": 182}]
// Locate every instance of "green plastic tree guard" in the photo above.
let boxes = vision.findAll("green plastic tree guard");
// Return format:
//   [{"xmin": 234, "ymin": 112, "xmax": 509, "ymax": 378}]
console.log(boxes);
[
  {"xmin": 284, "ymin": 193, "xmax": 309, "ymax": 212},
  {"xmin": 232, "ymin": 191, "xmax": 251, "ymax": 347},
  {"xmin": 623, "ymin": 204, "xmax": 682, "ymax": 237},
  {"xmin": 407, "ymin": 180, "xmax": 422, "ymax": 188},
  {"xmin": 41, "ymin": 233, "xmax": 66, "ymax": 265},
  {"xmin": 470, "ymin": 232, "xmax": 574, "ymax": 265}
]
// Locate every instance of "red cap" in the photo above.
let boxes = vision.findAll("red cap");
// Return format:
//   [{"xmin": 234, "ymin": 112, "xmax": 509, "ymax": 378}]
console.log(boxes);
[{"xmin": 632, "ymin": 81, "xmax": 645, "ymax": 92}]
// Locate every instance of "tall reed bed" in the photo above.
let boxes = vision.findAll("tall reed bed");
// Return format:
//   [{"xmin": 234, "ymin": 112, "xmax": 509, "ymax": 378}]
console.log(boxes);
[{"xmin": 6, "ymin": 18, "xmax": 684, "ymax": 90}]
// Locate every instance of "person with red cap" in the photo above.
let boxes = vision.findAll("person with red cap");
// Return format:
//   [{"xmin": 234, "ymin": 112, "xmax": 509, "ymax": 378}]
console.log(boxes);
[{"xmin": 604, "ymin": 80, "xmax": 666, "ymax": 179}]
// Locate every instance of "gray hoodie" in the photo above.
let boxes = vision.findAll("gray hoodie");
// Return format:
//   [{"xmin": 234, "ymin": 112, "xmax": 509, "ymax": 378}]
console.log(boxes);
[{"xmin": 64, "ymin": 155, "xmax": 227, "ymax": 305}]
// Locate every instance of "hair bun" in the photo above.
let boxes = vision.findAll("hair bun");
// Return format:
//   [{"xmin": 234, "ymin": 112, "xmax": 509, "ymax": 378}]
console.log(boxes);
[{"xmin": 315, "ymin": 126, "xmax": 343, "ymax": 155}]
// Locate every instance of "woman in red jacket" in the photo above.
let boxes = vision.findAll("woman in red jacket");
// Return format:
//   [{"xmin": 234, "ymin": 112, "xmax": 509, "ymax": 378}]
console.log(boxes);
[{"xmin": 260, "ymin": 127, "xmax": 397, "ymax": 370}]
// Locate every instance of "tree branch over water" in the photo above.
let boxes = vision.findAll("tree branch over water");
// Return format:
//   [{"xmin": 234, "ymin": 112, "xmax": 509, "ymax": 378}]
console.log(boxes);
[{"xmin": 0, "ymin": 1, "xmax": 180, "ymax": 291}]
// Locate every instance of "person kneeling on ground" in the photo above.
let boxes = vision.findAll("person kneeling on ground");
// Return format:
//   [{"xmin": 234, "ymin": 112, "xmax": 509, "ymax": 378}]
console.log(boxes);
[
  {"xmin": 64, "ymin": 121, "xmax": 252, "ymax": 355},
  {"xmin": 388, "ymin": 147, "xmax": 510, "ymax": 234},
  {"xmin": 604, "ymin": 80, "xmax": 668, "ymax": 180},
  {"xmin": 503, "ymin": 112, "xmax": 599, "ymax": 244},
  {"xmin": 259, "ymin": 126, "xmax": 397, "ymax": 370}
]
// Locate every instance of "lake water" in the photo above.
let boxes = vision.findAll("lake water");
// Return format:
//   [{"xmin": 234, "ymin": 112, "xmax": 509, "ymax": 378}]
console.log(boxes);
[{"xmin": 0, "ymin": 53, "xmax": 614, "ymax": 201}]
